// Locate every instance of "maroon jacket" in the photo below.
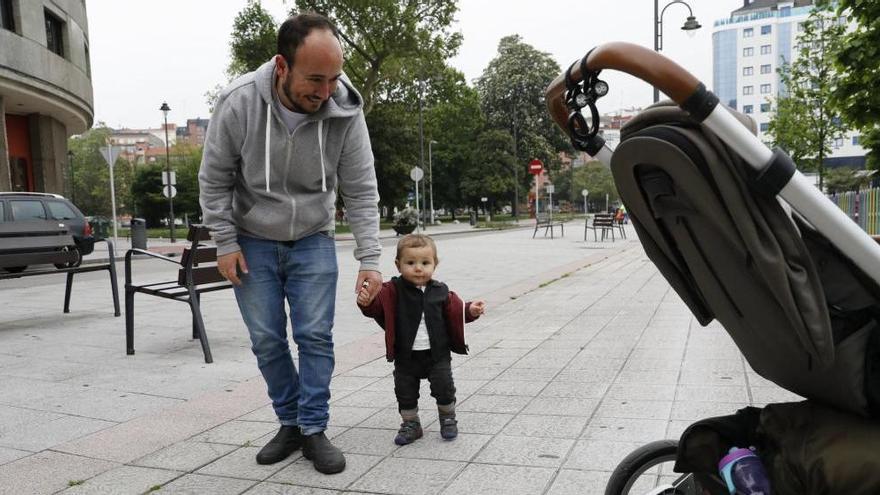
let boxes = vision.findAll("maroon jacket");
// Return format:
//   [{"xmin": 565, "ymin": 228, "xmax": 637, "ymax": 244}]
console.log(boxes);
[{"xmin": 358, "ymin": 279, "xmax": 478, "ymax": 362}]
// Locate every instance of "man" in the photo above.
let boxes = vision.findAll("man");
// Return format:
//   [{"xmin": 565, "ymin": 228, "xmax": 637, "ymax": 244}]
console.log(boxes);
[{"xmin": 199, "ymin": 13, "xmax": 381, "ymax": 474}]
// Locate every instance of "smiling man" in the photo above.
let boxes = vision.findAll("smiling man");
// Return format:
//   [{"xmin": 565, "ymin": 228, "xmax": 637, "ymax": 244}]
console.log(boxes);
[{"xmin": 199, "ymin": 13, "xmax": 381, "ymax": 474}]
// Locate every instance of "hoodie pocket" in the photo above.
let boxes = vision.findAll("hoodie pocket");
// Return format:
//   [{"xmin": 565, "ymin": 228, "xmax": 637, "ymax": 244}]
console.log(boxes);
[{"xmin": 239, "ymin": 201, "xmax": 294, "ymax": 240}]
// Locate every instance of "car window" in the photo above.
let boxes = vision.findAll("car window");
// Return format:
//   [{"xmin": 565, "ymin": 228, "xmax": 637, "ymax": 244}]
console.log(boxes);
[
  {"xmin": 47, "ymin": 201, "xmax": 77, "ymax": 220},
  {"xmin": 0, "ymin": 202, "xmax": 5, "ymax": 222},
  {"xmin": 10, "ymin": 200, "xmax": 47, "ymax": 220}
]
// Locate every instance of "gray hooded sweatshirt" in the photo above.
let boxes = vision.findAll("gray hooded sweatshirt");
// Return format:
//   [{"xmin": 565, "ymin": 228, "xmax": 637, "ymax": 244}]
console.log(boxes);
[{"xmin": 199, "ymin": 58, "xmax": 380, "ymax": 271}]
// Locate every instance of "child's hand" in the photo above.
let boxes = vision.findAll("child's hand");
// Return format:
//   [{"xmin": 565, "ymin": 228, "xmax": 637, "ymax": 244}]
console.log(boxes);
[
  {"xmin": 469, "ymin": 300, "xmax": 486, "ymax": 317},
  {"xmin": 356, "ymin": 281, "xmax": 373, "ymax": 307}
]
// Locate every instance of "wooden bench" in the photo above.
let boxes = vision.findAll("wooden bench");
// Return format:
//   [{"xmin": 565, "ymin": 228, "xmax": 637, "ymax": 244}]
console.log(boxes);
[
  {"xmin": 585, "ymin": 213, "xmax": 617, "ymax": 242},
  {"xmin": 533, "ymin": 213, "xmax": 565, "ymax": 239},
  {"xmin": 0, "ymin": 225, "xmax": 120, "ymax": 316},
  {"xmin": 124, "ymin": 224, "xmax": 232, "ymax": 363}
]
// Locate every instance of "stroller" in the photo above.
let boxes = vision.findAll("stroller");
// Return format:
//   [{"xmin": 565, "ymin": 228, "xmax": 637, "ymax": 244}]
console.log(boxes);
[{"xmin": 544, "ymin": 42, "xmax": 880, "ymax": 494}]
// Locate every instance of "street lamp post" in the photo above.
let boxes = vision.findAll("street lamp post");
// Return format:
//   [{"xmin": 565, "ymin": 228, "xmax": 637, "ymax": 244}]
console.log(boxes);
[
  {"xmin": 67, "ymin": 150, "xmax": 75, "ymax": 203},
  {"xmin": 654, "ymin": 0, "xmax": 701, "ymax": 102},
  {"xmin": 160, "ymin": 102, "xmax": 176, "ymax": 243},
  {"xmin": 428, "ymin": 140, "xmax": 437, "ymax": 225}
]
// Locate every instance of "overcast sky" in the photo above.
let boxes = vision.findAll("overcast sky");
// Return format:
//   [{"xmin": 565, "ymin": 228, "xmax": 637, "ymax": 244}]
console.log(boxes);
[{"xmin": 87, "ymin": 0, "xmax": 745, "ymax": 130}]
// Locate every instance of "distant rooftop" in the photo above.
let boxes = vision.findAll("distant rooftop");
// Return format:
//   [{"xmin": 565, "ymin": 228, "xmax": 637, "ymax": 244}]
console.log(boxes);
[{"xmin": 732, "ymin": 0, "xmax": 813, "ymax": 15}]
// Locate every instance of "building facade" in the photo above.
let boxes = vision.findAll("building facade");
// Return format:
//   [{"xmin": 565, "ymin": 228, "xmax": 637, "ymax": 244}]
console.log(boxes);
[
  {"xmin": 712, "ymin": 0, "xmax": 865, "ymax": 167},
  {"xmin": 1, "ymin": 0, "xmax": 93, "ymax": 194}
]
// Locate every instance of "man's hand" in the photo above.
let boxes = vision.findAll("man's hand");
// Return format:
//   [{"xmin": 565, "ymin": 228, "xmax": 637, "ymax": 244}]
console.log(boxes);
[
  {"xmin": 217, "ymin": 252, "xmax": 249, "ymax": 286},
  {"xmin": 356, "ymin": 270, "xmax": 382, "ymax": 304},
  {"xmin": 469, "ymin": 300, "xmax": 486, "ymax": 318}
]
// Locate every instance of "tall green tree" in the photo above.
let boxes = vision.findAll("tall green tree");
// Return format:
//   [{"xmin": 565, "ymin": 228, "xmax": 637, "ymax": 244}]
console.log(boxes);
[
  {"xmin": 460, "ymin": 130, "xmax": 516, "ymax": 212},
  {"xmin": 767, "ymin": 1, "xmax": 846, "ymax": 188},
  {"xmin": 832, "ymin": 0, "xmax": 880, "ymax": 169},
  {"xmin": 293, "ymin": 0, "xmax": 462, "ymax": 115},
  {"xmin": 68, "ymin": 126, "xmax": 134, "ymax": 217},
  {"xmin": 207, "ymin": 0, "xmax": 278, "ymax": 110},
  {"xmin": 475, "ymin": 35, "xmax": 567, "ymax": 216}
]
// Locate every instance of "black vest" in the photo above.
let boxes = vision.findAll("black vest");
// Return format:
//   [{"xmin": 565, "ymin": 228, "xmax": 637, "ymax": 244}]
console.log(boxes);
[{"xmin": 393, "ymin": 277, "xmax": 450, "ymax": 362}]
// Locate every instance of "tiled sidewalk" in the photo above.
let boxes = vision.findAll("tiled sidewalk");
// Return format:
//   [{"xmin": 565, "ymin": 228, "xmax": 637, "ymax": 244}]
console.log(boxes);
[{"xmin": 0, "ymin": 224, "xmax": 798, "ymax": 494}]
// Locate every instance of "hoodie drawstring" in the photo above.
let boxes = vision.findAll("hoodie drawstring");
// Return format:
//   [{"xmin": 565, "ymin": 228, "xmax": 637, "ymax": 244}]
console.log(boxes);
[
  {"xmin": 317, "ymin": 120, "xmax": 327, "ymax": 192},
  {"xmin": 264, "ymin": 102, "xmax": 271, "ymax": 192}
]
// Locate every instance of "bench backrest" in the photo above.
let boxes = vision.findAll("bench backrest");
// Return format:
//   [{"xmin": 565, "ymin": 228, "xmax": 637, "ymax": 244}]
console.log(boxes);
[
  {"xmin": 177, "ymin": 225, "xmax": 226, "ymax": 286},
  {"xmin": 536, "ymin": 213, "xmax": 553, "ymax": 224},
  {"xmin": 591, "ymin": 214, "xmax": 614, "ymax": 227}
]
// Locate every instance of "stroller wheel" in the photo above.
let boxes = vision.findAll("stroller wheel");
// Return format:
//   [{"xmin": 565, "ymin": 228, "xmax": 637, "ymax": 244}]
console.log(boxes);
[{"xmin": 604, "ymin": 439, "xmax": 684, "ymax": 495}]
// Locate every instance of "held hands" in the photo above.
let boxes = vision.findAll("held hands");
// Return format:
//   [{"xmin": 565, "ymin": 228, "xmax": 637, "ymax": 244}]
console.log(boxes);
[
  {"xmin": 469, "ymin": 300, "xmax": 486, "ymax": 318},
  {"xmin": 356, "ymin": 270, "xmax": 382, "ymax": 307},
  {"xmin": 217, "ymin": 252, "xmax": 249, "ymax": 285}
]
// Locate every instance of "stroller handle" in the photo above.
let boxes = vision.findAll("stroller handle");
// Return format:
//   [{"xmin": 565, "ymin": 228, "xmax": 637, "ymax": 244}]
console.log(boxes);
[
  {"xmin": 546, "ymin": 41, "xmax": 880, "ymax": 293},
  {"xmin": 546, "ymin": 41, "xmax": 700, "ymax": 132}
]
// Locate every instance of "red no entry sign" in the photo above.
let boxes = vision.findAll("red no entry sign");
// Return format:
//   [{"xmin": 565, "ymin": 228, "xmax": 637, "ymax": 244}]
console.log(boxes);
[{"xmin": 528, "ymin": 159, "xmax": 543, "ymax": 175}]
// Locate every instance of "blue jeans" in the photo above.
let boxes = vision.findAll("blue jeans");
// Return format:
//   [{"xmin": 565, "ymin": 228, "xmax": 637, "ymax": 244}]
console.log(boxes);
[{"xmin": 233, "ymin": 232, "xmax": 337, "ymax": 435}]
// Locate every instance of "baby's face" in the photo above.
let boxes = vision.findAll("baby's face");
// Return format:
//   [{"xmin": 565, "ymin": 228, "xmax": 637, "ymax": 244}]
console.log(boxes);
[{"xmin": 395, "ymin": 246, "xmax": 436, "ymax": 286}]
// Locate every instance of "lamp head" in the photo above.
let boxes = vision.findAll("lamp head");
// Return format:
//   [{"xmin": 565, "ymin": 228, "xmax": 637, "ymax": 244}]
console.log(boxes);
[
  {"xmin": 682, "ymin": 16, "xmax": 701, "ymax": 36},
  {"xmin": 159, "ymin": 102, "xmax": 171, "ymax": 117}
]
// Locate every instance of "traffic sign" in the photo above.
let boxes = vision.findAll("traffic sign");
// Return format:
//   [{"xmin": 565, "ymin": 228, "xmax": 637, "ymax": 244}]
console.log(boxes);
[
  {"xmin": 581, "ymin": 189, "xmax": 589, "ymax": 197},
  {"xmin": 528, "ymin": 158, "xmax": 543, "ymax": 175},
  {"xmin": 162, "ymin": 171, "xmax": 177, "ymax": 185},
  {"xmin": 545, "ymin": 184, "xmax": 555, "ymax": 194},
  {"xmin": 410, "ymin": 167, "xmax": 424, "ymax": 182},
  {"xmin": 162, "ymin": 185, "xmax": 177, "ymax": 198}
]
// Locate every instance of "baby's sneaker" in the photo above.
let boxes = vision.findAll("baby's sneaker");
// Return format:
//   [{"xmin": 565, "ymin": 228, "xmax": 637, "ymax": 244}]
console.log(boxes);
[
  {"xmin": 394, "ymin": 420, "xmax": 423, "ymax": 445},
  {"xmin": 439, "ymin": 414, "xmax": 458, "ymax": 440}
]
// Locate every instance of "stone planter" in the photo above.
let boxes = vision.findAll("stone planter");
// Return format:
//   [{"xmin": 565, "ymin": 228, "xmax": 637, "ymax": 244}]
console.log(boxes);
[{"xmin": 393, "ymin": 224, "xmax": 416, "ymax": 236}]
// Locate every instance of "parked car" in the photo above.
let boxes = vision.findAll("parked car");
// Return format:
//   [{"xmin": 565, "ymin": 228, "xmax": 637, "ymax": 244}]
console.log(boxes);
[{"xmin": 0, "ymin": 192, "xmax": 95, "ymax": 273}]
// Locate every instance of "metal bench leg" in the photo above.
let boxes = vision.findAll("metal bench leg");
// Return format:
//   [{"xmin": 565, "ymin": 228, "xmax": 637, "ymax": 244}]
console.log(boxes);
[
  {"xmin": 107, "ymin": 246, "xmax": 121, "ymax": 317},
  {"xmin": 533, "ymin": 225, "xmax": 539, "ymax": 238},
  {"xmin": 188, "ymin": 288, "xmax": 214, "ymax": 363},
  {"xmin": 125, "ymin": 288, "xmax": 135, "ymax": 355},
  {"xmin": 64, "ymin": 272, "xmax": 74, "ymax": 313},
  {"xmin": 192, "ymin": 292, "xmax": 200, "ymax": 339}
]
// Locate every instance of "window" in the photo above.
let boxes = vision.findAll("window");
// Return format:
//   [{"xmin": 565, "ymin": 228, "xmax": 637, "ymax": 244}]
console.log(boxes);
[
  {"xmin": 743, "ymin": 105, "xmax": 753, "ymax": 114},
  {"xmin": 1, "ymin": 0, "xmax": 14, "ymax": 32},
  {"xmin": 760, "ymin": 123, "xmax": 770, "ymax": 132},
  {"xmin": 743, "ymin": 47, "xmax": 754, "ymax": 57},
  {"xmin": 781, "ymin": 6, "xmax": 792, "ymax": 16},
  {"xmin": 743, "ymin": 86, "xmax": 754, "ymax": 95},
  {"xmin": 760, "ymin": 45, "xmax": 772, "ymax": 55},
  {"xmin": 0, "ymin": 202, "xmax": 5, "ymax": 222},
  {"xmin": 834, "ymin": 137, "xmax": 844, "ymax": 148},
  {"xmin": 761, "ymin": 25, "xmax": 772, "ymax": 35},
  {"xmin": 44, "ymin": 9, "xmax": 65, "ymax": 57},
  {"xmin": 47, "ymin": 201, "xmax": 76, "ymax": 220},
  {"xmin": 761, "ymin": 64, "xmax": 772, "ymax": 74},
  {"xmin": 11, "ymin": 200, "xmax": 47, "ymax": 220},
  {"xmin": 743, "ymin": 27, "xmax": 754, "ymax": 38},
  {"xmin": 743, "ymin": 66, "xmax": 754, "ymax": 76},
  {"xmin": 760, "ymin": 103, "xmax": 771, "ymax": 112},
  {"xmin": 84, "ymin": 42, "xmax": 91, "ymax": 77},
  {"xmin": 853, "ymin": 135, "xmax": 861, "ymax": 146},
  {"xmin": 760, "ymin": 84, "xmax": 772, "ymax": 94}
]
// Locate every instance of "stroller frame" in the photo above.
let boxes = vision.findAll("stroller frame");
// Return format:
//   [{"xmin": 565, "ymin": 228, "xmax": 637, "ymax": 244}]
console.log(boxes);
[
  {"xmin": 545, "ymin": 42, "xmax": 880, "ymax": 284},
  {"xmin": 545, "ymin": 42, "xmax": 880, "ymax": 495}
]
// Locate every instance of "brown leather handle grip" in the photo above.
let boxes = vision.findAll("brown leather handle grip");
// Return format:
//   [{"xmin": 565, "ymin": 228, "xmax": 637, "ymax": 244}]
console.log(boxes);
[{"xmin": 545, "ymin": 41, "xmax": 701, "ymax": 135}]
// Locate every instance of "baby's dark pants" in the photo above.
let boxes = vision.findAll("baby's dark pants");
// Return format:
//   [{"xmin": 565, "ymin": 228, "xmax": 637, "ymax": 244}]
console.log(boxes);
[{"xmin": 393, "ymin": 350, "xmax": 456, "ymax": 411}]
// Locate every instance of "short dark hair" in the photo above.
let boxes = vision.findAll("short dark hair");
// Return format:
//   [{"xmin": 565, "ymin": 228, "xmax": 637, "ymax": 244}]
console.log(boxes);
[{"xmin": 277, "ymin": 12, "xmax": 340, "ymax": 67}]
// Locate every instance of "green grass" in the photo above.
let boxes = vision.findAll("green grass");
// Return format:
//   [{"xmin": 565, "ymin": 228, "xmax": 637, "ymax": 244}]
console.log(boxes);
[{"xmin": 68, "ymin": 480, "xmax": 85, "ymax": 487}]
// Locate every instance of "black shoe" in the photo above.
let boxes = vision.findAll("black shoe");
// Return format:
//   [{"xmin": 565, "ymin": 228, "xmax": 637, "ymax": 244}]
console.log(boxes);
[
  {"xmin": 394, "ymin": 420, "xmax": 423, "ymax": 445},
  {"xmin": 439, "ymin": 415, "xmax": 458, "ymax": 440},
  {"xmin": 256, "ymin": 425, "xmax": 303, "ymax": 465},
  {"xmin": 302, "ymin": 432, "xmax": 346, "ymax": 474}
]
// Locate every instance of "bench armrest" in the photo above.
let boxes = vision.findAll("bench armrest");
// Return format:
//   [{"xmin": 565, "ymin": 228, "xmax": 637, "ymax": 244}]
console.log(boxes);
[{"xmin": 125, "ymin": 248, "xmax": 180, "ymax": 265}]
